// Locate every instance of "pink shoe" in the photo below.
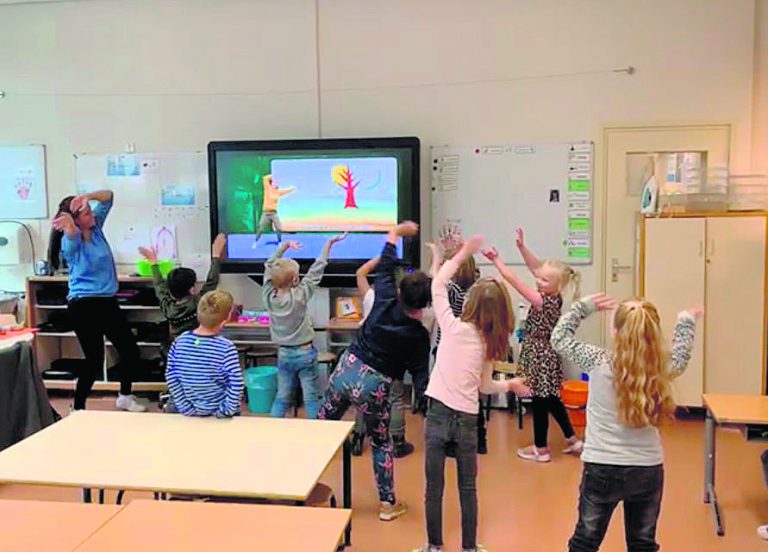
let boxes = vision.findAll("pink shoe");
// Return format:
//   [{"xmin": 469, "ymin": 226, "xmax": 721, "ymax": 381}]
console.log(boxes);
[{"xmin": 517, "ymin": 445, "xmax": 551, "ymax": 463}]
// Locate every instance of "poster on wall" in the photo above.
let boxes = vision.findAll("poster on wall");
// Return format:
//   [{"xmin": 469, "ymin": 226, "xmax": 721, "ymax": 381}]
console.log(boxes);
[{"xmin": 0, "ymin": 145, "xmax": 48, "ymax": 219}]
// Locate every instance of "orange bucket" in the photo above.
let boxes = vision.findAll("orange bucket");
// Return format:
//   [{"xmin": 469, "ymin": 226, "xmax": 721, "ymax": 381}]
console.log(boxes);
[{"xmin": 562, "ymin": 380, "xmax": 588, "ymax": 429}]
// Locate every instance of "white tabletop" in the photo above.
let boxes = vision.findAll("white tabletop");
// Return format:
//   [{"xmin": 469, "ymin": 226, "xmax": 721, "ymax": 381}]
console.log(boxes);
[{"xmin": 0, "ymin": 411, "xmax": 353, "ymax": 501}]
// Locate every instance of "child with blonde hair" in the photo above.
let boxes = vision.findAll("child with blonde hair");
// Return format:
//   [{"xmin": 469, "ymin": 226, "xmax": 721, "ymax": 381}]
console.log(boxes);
[
  {"xmin": 482, "ymin": 228, "xmax": 582, "ymax": 462},
  {"xmin": 166, "ymin": 290, "xmax": 244, "ymax": 417},
  {"xmin": 264, "ymin": 233, "xmax": 347, "ymax": 419},
  {"xmin": 551, "ymin": 294, "xmax": 700, "ymax": 551},
  {"xmin": 412, "ymin": 236, "xmax": 531, "ymax": 552}
]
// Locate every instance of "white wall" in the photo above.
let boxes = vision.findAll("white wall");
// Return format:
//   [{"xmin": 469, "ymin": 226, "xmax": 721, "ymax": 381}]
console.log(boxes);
[
  {"xmin": 0, "ymin": 0, "xmax": 760, "ymax": 329},
  {"xmin": 755, "ymin": 0, "xmax": 768, "ymax": 173}
]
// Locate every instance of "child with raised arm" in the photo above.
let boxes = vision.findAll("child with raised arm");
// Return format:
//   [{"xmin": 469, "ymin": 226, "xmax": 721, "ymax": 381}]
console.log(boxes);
[
  {"xmin": 412, "ymin": 237, "xmax": 530, "ymax": 552},
  {"xmin": 139, "ymin": 233, "xmax": 226, "ymax": 345},
  {"xmin": 350, "ymin": 256, "xmax": 416, "ymax": 458},
  {"xmin": 551, "ymin": 294, "xmax": 700, "ymax": 551},
  {"xmin": 263, "ymin": 233, "xmax": 347, "ymax": 419},
  {"xmin": 482, "ymin": 228, "xmax": 582, "ymax": 463},
  {"xmin": 318, "ymin": 222, "xmax": 431, "ymax": 522}
]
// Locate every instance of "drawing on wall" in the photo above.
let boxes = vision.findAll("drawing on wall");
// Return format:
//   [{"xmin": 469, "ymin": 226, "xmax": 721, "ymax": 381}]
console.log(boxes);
[
  {"xmin": 151, "ymin": 225, "xmax": 177, "ymax": 260},
  {"xmin": 107, "ymin": 154, "xmax": 140, "ymax": 177},
  {"xmin": 161, "ymin": 184, "xmax": 195, "ymax": 206}
]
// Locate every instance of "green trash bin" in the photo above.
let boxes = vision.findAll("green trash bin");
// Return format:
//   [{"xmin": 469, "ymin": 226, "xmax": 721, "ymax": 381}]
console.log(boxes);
[{"xmin": 244, "ymin": 366, "xmax": 278, "ymax": 414}]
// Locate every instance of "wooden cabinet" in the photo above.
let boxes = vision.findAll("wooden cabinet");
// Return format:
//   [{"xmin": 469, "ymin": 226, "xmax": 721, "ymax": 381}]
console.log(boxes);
[
  {"xmin": 641, "ymin": 214, "xmax": 767, "ymax": 406},
  {"xmin": 25, "ymin": 276, "xmax": 167, "ymax": 393}
]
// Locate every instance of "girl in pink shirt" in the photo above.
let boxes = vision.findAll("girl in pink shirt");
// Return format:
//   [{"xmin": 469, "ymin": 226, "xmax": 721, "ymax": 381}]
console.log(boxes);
[{"xmin": 413, "ymin": 236, "xmax": 531, "ymax": 552}]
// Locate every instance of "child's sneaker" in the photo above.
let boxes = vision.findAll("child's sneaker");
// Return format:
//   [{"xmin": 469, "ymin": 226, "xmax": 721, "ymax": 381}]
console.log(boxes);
[
  {"xmin": 410, "ymin": 546, "xmax": 443, "ymax": 552},
  {"xmin": 379, "ymin": 500, "xmax": 407, "ymax": 521},
  {"xmin": 517, "ymin": 445, "xmax": 551, "ymax": 463},
  {"xmin": 758, "ymin": 524, "xmax": 768, "ymax": 540},
  {"xmin": 116, "ymin": 394, "xmax": 148, "ymax": 413},
  {"xmin": 462, "ymin": 547, "xmax": 488, "ymax": 552},
  {"xmin": 563, "ymin": 438, "xmax": 584, "ymax": 455}
]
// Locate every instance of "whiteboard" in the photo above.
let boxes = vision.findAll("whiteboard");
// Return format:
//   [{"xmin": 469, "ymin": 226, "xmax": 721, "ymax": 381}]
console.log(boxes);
[
  {"xmin": 0, "ymin": 145, "xmax": 48, "ymax": 219},
  {"xmin": 75, "ymin": 152, "xmax": 212, "ymax": 278},
  {"xmin": 430, "ymin": 143, "xmax": 594, "ymax": 265}
]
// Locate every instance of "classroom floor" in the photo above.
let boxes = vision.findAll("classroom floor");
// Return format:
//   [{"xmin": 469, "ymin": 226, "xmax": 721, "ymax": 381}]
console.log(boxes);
[{"xmin": 1, "ymin": 397, "xmax": 766, "ymax": 552}]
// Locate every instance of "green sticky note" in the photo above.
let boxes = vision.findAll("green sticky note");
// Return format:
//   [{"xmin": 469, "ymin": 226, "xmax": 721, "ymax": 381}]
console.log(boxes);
[
  {"xmin": 568, "ymin": 180, "xmax": 591, "ymax": 192},
  {"xmin": 569, "ymin": 219, "xmax": 591, "ymax": 231},
  {"xmin": 568, "ymin": 247, "xmax": 591, "ymax": 258}
]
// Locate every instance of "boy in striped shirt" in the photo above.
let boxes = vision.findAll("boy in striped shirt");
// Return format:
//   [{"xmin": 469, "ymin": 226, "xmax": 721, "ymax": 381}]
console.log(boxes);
[{"xmin": 166, "ymin": 290, "xmax": 244, "ymax": 417}]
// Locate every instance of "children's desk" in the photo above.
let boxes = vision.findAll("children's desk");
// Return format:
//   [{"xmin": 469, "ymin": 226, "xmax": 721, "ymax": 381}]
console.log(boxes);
[
  {"xmin": 0, "ymin": 499, "xmax": 121, "ymax": 552},
  {"xmin": 0, "ymin": 411, "xmax": 355, "ymax": 546},
  {"xmin": 74, "ymin": 499, "xmax": 351, "ymax": 552},
  {"xmin": 702, "ymin": 393, "xmax": 768, "ymax": 536}
]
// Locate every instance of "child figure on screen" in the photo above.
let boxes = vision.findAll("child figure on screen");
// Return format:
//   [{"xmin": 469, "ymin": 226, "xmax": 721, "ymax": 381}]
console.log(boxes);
[
  {"xmin": 264, "ymin": 232, "xmax": 347, "ymax": 419},
  {"xmin": 254, "ymin": 174, "xmax": 295, "ymax": 245}
]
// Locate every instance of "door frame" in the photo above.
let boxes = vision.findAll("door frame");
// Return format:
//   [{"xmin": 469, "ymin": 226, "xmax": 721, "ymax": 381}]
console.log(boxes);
[{"xmin": 598, "ymin": 122, "xmax": 733, "ymax": 345}]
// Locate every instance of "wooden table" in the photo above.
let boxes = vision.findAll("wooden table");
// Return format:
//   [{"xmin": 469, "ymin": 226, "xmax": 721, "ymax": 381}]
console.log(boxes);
[
  {"xmin": 0, "ymin": 499, "xmax": 121, "ymax": 552},
  {"xmin": 74, "ymin": 499, "xmax": 350, "ymax": 552},
  {"xmin": 0, "ymin": 411, "xmax": 355, "ymax": 546},
  {"xmin": 702, "ymin": 394, "xmax": 768, "ymax": 536},
  {"xmin": 0, "ymin": 328, "xmax": 35, "ymax": 351}
]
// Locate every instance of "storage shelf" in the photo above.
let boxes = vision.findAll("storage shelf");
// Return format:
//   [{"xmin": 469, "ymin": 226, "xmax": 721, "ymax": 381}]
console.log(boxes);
[
  {"xmin": 43, "ymin": 380, "xmax": 167, "ymax": 392},
  {"xmin": 36, "ymin": 305, "xmax": 160, "ymax": 310},
  {"xmin": 37, "ymin": 332, "xmax": 160, "ymax": 347}
]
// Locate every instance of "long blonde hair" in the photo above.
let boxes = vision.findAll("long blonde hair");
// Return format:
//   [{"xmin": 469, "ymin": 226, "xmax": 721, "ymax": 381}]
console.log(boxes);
[
  {"xmin": 543, "ymin": 260, "xmax": 581, "ymax": 301},
  {"xmin": 461, "ymin": 278, "xmax": 515, "ymax": 361},
  {"xmin": 613, "ymin": 298, "xmax": 675, "ymax": 428}
]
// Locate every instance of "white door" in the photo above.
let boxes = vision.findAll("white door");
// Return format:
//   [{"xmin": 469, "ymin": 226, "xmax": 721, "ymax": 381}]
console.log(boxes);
[
  {"xmin": 602, "ymin": 124, "xmax": 731, "ymax": 345},
  {"xmin": 705, "ymin": 216, "xmax": 766, "ymax": 395},
  {"xmin": 643, "ymin": 218, "xmax": 706, "ymax": 406}
]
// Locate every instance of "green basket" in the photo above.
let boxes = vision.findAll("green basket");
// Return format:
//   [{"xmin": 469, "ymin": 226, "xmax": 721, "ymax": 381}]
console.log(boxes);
[
  {"xmin": 136, "ymin": 259, "xmax": 175, "ymax": 278},
  {"xmin": 244, "ymin": 366, "xmax": 278, "ymax": 414}
]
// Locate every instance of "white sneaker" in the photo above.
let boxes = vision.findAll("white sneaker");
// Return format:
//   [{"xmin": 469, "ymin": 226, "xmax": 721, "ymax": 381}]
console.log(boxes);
[
  {"xmin": 563, "ymin": 438, "xmax": 584, "ymax": 455},
  {"xmin": 758, "ymin": 524, "xmax": 768, "ymax": 540},
  {"xmin": 116, "ymin": 394, "xmax": 147, "ymax": 412},
  {"xmin": 517, "ymin": 445, "xmax": 551, "ymax": 463}
]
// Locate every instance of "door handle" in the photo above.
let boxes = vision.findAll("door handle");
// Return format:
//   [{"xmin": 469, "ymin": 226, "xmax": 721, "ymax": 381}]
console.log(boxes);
[{"xmin": 611, "ymin": 258, "xmax": 632, "ymax": 283}]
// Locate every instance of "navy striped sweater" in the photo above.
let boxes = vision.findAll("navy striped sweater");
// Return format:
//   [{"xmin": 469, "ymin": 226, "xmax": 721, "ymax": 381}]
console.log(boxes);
[{"xmin": 167, "ymin": 331, "xmax": 244, "ymax": 417}]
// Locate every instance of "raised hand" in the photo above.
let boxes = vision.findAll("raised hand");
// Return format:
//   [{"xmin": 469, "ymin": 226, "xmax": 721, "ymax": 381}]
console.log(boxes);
[
  {"xmin": 464, "ymin": 235, "xmax": 484, "ymax": 255},
  {"xmin": 481, "ymin": 245, "xmax": 500, "ymax": 262},
  {"xmin": 69, "ymin": 195, "xmax": 89, "ymax": 215},
  {"xmin": 212, "ymin": 233, "xmax": 227, "ymax": 259},
  {"xmin": 686, "ymin": 306, "xmax": 704, "ymax": 319},
  {"xmin": 395, "ymin": 221, "xmax": 419, "ymax": 236},
  {"xmin": 52, "ymin": 212, "xmax": 76, "ymax": 234},
  {"xmin": 329, "ymin": 231, "xmax": 349, "ymax": 245},
  {"xmin": 515, "ymin": 228, "xmax": 525, "ymax": 249},
  {"xmin": 284, "ymin": 241, "xmax": 302, "ymax": 251},
  {"xmin": 138, "ymin": 246, "xmax": 157, "ymax": 263},
  {"xmin": 583, "ymin": 292, "xmax": 618, "ymax": 312}
]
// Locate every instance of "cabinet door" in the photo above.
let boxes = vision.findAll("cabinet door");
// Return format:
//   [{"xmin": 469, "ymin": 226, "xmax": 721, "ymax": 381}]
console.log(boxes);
[
  {"xmin": 644, "ymin": 218, "xmax": 706, "ymax": 406},
  {"xmin": 705, "ymin": 216, "xmax": 766, "ymax": 396}
]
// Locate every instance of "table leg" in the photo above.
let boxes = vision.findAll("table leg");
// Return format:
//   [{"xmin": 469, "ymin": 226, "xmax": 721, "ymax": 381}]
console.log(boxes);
[
  {"xmin": 82, "ymin": 488, "xmax": 92, "ymax": 504},
  {"xmin": 704, "ymin": 408, "xmax": 724, "ymax": 536},
  {"xmin": 343, "ymin": 438, "xmax": 352, "ymax": 547}
]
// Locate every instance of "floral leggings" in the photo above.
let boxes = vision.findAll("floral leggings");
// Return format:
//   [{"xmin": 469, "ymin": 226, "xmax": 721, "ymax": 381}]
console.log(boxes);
[{"xmin": 318, "ymin": 351, "xmax": 396, "ymax": 504}]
